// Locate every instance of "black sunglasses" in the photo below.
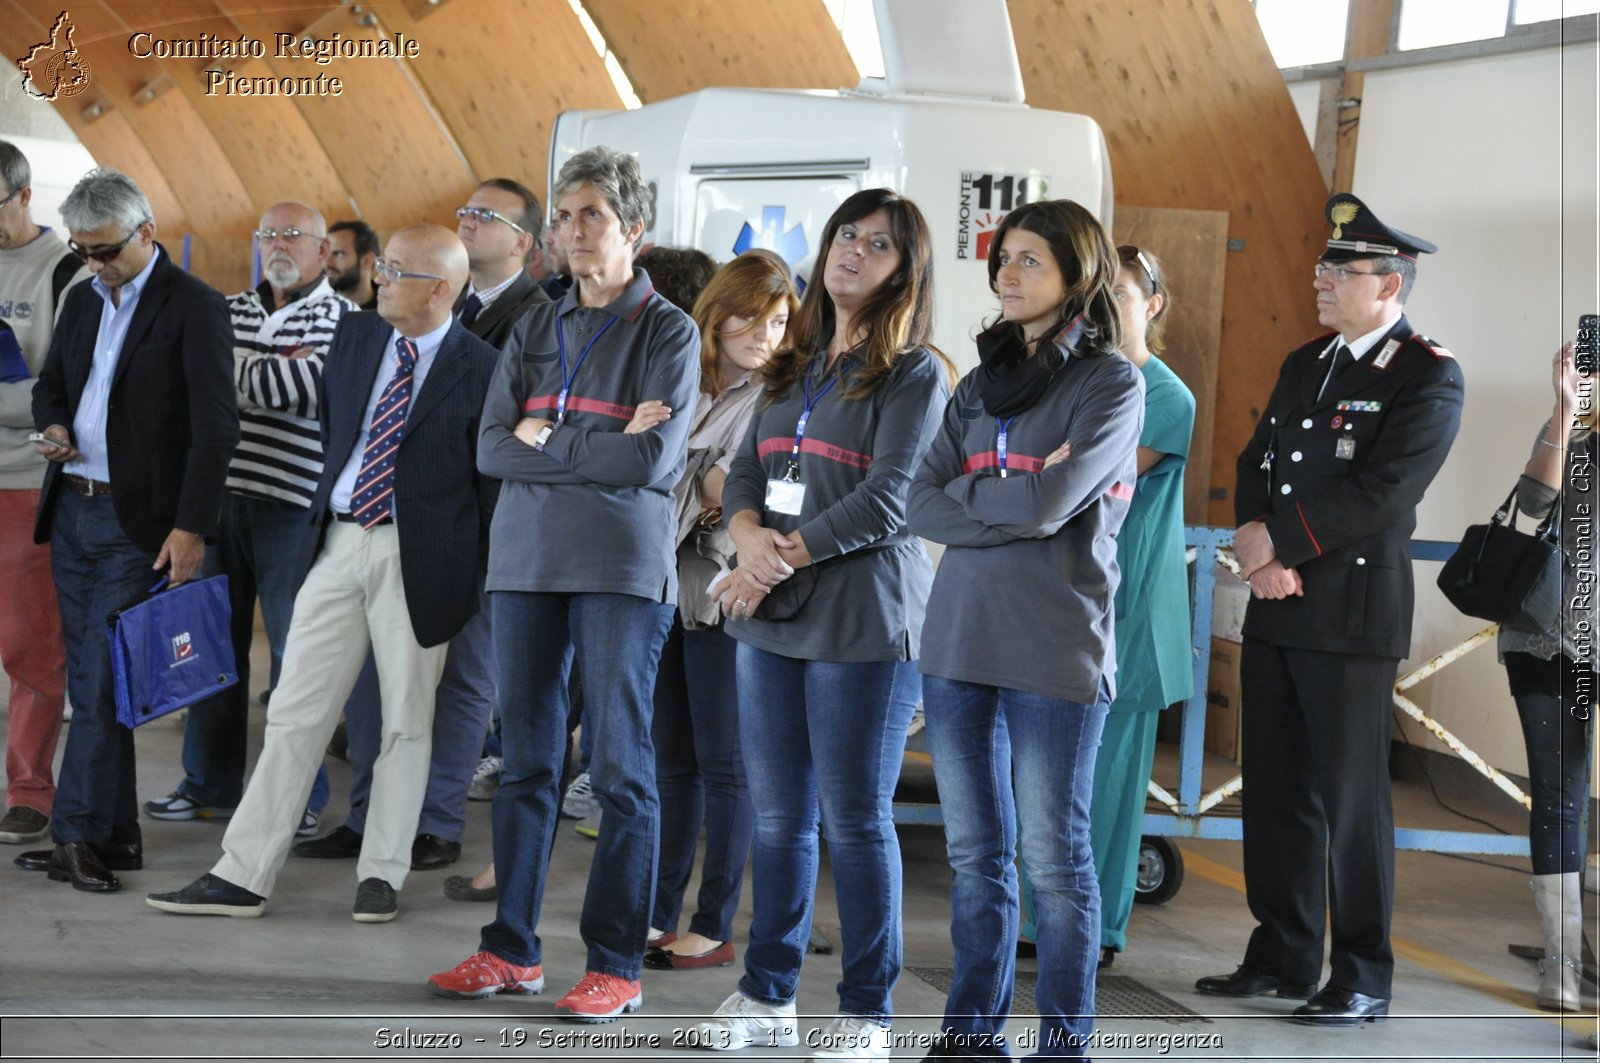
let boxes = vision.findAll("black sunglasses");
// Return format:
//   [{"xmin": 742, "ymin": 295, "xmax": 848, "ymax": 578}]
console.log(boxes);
[{"xmin": 69, "ymin": 223, "xmax": 146, "ymax": 264}]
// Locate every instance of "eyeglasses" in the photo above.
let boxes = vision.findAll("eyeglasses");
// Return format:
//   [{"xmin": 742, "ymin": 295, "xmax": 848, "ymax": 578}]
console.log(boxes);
[
  {"xmin": 455, "ymin": 206, "xmax": 527, "ymax": 234},
  {"xmin": 69, "ymin": 223, "xmax": 147, "ymax": 263},
  {"xmin": 1117, "ymin": 245, "xmax": 1160, "ymax": 293},
  {"xmin": 253, "ymin": 227, "xmax": 319, "ymax": 245},
  {"xmin": 0, "ymin": 187, "xmax": 19, "ymax": 210},
  {"xmin": 1313, "ymin": 262, "xmax": 1391, "ymax": 282},
  {"xmin": 373, "ymin": 258, "xmax": 444, "ymax": 285}
]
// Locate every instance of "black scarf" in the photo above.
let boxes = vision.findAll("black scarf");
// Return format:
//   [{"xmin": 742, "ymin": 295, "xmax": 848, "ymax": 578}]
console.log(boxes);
[{"xmin": 975, "ymin": 316, "xmax": 1087, "ymax": 418}]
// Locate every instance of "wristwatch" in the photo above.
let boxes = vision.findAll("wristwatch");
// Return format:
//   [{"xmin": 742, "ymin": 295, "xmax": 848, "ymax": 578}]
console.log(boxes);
[{"xmin": 532, "ymin": 423, "xmax": 556, "ymax": 451}]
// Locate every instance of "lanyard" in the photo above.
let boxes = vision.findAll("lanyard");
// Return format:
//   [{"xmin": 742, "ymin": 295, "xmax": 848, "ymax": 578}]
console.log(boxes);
[
  {"xmin": 786, "ymin": 357, "xmax": 851, "ymax": 480},
  {"xmin": 996, "ymin": 415, "xmax": 1018, "ymax": 478},
  {"xmin": 555, "ymin": 315, "xmax": 617, "ymax": 424}
]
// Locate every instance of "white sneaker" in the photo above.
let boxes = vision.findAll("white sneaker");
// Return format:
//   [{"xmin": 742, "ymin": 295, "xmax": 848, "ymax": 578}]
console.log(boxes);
[
  {"xmin": 561, "ymin": 771, "xmax": 596, "ymax": 820},
  {"xmin": 468, "ymin": 756, "xmax": 501, "ymax": 802},
  {"xmin": 692, "ymin": 990, "xmax": 798, "ymax": 1051},
  {"xmin": 806, "ymin": 1015, "xmax": 891, "ymax": 1061}
]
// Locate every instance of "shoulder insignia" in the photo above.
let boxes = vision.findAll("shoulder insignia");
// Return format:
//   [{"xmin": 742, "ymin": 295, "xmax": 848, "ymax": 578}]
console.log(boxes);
[{"xmin": 1408, "ymin": 335, "xmax": 1455, "ymax": 361}]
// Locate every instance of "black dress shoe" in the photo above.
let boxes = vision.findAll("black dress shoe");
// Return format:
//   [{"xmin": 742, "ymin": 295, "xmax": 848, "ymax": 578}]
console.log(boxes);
[
  {"xmin": 291, "ymin": 824, "xmax": 362, "ymax": 859},
  {"xmin": 411, "ymin": 833, "xmax": 461, "ymax": 870},
  {"xmin": 44, "ymin": 843, "xmax": 120, "ymax": 892},
  {"xmin": 1195, "ymin": 964, "xmax": 1317, "ymax": 999},
  {"xmin": 16, "ymin": 841, "xmax": 142, "ymax": 872},
  {"xmin": 1292, "ymin": 986, "xmax": 1390, "ymax": 1026}
]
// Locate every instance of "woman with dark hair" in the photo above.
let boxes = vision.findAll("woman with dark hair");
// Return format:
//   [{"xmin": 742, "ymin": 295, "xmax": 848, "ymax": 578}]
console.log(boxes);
[
  {"xmin": 907, "ymin": 199, "xmax": 1144, "ymax": 1060},
  {"xmin": 643, "ymin": 251, "xmax": 798, "ymax": 971},
  {"xmin": 1083, "ymin": 245, "xmax": 1196, "ymax": 968},
  {"xmin": 427, "ymin": 145, "xmax": 700, "ymax": 1021},
  {"xmin": 692, "ymin": 189, "xmax": 953, "ymax": 1060}
]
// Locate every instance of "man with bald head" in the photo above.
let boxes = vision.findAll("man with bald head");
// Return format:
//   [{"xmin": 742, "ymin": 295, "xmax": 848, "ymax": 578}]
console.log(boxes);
[
  {"xmin": 149, "ymin": 225, "xmax": 501, "ymax": 922},
  {"xmin": 144, "ymin": 201, "xmax": 352, "ymax": 834}
]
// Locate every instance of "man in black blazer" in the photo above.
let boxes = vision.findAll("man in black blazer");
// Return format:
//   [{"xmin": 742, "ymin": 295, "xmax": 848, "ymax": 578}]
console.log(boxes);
[
  {"xmin": 147, "ymin": 224, "xmax": 500, "ymax": 923},
  {"xmin": 1197, "ymin": 195, "xmax": 1465, "ymax": 1024},
  {"xmin": 454, "ymin": 178, "xmax": 550, "ymax": 350},
  {"xmin": 22, "ymin": 168, "xmax": 238, "ymax": 893}
]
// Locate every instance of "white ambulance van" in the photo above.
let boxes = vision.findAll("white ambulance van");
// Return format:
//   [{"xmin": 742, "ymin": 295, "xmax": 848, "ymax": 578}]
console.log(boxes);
[{"xmin": 546, "ymin": 0, "xmax": 1111, "ymax": 371}]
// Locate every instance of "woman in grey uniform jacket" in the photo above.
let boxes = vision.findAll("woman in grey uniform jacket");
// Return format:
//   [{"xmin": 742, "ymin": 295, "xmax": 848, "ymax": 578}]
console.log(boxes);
[
  {"xmin": 907, "ymin": 199, "xmax": 1144, "ymax": 1061},
  {"xmin": 692, "ymin": 189, "xmax": 954, "ymax": 1060}
]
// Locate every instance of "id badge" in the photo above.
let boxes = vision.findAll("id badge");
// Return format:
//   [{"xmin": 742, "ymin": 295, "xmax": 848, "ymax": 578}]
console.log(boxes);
[
  {"xmin": 766, "ymin": 478, "xmax": 806, "ymax": 515},
  {"xmin": 1335, "ymin": 437, "xmax": 1356, "ymax": 461}
]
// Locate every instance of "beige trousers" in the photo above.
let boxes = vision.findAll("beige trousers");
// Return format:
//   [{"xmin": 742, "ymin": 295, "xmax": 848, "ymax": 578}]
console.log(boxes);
[{"xmin": 213, "ymin": 521, "xmax": 447, "ymax": 897}]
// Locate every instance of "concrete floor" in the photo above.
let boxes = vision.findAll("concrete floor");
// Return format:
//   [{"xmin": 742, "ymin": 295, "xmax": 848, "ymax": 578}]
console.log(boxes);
[{"xmin": 2, "ymin": 661, "xmax": 1598, "ymax": 1061}]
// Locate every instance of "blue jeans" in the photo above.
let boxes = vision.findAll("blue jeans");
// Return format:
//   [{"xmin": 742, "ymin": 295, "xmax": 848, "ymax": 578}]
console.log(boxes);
[
  {"xmin": 480, "ymin": 591, "xmax": 673, "ymax": 979},
  {"xmin": 48, "ymin": 491, "xmax": 154, "ymax": 846},
  {"xmin": 923, "ymin": 675, "xmax": 1110, "ymax": 1060},
  {"xmin": 735, "ymin": 644, "xmax": 920, "ymax": 1021},
  {"xmin": 345, "ymin": 579, "xmax": 496, "ymax": 842},
  {"xmin": 651, "ymin": 621, "xmax": 752, "ymax": 941},
  {"xmin": 177, "ymin": 493, "xmax": 327, "ymax": 811}
]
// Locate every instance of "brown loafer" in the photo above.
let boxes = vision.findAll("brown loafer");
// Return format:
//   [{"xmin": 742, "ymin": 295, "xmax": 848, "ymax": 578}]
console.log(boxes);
[{"xmin": 642, "ymin": 940, "xmax": 735, "ymax": 970}]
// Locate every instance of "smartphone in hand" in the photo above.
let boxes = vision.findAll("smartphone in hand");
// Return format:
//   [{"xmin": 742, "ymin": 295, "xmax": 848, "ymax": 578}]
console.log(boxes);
[{"xmin": 26, "ymin": 432, "xmax": 63, "ymax": 449}]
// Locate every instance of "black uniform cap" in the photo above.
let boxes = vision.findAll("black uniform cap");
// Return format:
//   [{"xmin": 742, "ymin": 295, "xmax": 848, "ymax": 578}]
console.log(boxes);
[{"xmin": 1322, "ymin": 193, "xmax": 1437, "ymax": 262}]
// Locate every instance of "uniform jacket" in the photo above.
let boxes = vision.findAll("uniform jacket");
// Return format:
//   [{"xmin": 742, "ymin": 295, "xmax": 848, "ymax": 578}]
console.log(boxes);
[
  {"xmin": 298, "ymin": 312, "xmax": 499, "ymax": 647},
  {"xmin": 1235, "ymin": 315, "xmax": 1464, "ymax": 657},
  {"xmin": 32, "ymin": 244, "xmax": 239, "ymax": 553},
  {"xmin": 456, "ymin": 272, "xmax": 550, "ymax": 352}
]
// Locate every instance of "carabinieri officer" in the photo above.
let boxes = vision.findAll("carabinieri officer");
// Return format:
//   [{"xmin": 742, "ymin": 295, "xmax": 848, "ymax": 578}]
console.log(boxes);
[{"xmin": 1197, "ymin": 194, "xmax": 1465, "ymax": 1026}]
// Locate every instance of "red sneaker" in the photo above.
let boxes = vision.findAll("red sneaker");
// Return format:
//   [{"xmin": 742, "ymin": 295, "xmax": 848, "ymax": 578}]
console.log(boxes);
[
  {"xmin": 555, "ymin": 971, "xmax": 642, "ymax": 1022},
  {"xmin": 427, "ymin": 951, "xmax": 544, "ymax": 999}
]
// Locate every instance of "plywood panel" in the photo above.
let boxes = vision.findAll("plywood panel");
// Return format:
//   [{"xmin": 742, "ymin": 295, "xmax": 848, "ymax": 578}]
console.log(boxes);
[
  {"xmin": 587, "ymin": 0, "xmax": 857, "ymax": 101},
  {"xmin": 1010, "ymin": 0, "xmax": 1329, "ymax": 526},
  {"xmin": 379, "ymin": 0, "xmax": 624, "ymax": 190},
  {"xmin": 214, "ymin": 1, "xmax": 476, "ymax": 231},
  {"xmin": 1115, "ymin": 206, "xmax": 1228, "ymax": 525}
]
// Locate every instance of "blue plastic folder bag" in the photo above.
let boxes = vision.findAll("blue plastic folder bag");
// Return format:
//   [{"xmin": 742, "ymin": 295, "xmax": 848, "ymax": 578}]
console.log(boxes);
[{"xmin": 108, "ymin": 575, "xmax": 237, "ymax": 729}]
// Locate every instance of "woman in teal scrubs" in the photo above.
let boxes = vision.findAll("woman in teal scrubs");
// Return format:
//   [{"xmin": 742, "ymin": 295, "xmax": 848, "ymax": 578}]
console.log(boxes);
[{"xmin": 1087, "ymin": 244, "xmax": 1195, "ymax": 964}]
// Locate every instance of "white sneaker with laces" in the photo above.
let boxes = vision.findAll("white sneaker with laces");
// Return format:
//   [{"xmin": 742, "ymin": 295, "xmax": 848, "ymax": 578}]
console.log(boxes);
[
  {"xmin": 468, "ymin": 756, "xmax": 501, "ymax": 802},
  {"xmin": 561, "ymin": 771, "xmax": 596, "ymax": 819},
  {"xmin": 691, "ymin": 990, "xmax": 798, "ymax": 1051},
  {"xmin": 805, "ymin": 1015, "xmax": 891, "ymax": 1061}
]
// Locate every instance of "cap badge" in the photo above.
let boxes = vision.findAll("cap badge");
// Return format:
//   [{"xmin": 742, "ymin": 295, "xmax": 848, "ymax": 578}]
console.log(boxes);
[{"xmin": 1330, "ymin": 201, "xmax": 1359, "ymax": 241}]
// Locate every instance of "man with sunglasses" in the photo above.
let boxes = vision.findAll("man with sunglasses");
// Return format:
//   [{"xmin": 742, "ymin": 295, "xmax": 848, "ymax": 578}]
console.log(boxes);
[
  {"xmin": 142, "ymin": 201, "xmax": 354, "ymax": 841},
  {"xmin": 1198, "ymin": 194, "xmax": 1465, "ymax": 1025},
  {"xmin": 0, "ymin": 141, "xmax": 89, "ymax": 850},
  {"xmin": 22, "ymin": 168, "xmax": 238, "ymax": 893},
  {"xmin": 148, "ymin": 224, "xmax": 500, "ymax": 923}
]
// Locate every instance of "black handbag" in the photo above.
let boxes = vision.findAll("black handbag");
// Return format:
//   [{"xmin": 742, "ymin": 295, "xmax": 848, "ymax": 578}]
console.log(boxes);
[{"xmin": 1436, "ymin": 485, "xmax": 1562, "ymax": 632}]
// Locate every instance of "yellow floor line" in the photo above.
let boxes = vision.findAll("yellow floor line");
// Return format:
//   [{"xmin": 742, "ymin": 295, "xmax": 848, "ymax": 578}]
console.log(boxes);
[{"xmin": 1182, "ymin": 850, "xmax": 1594, "ymax": 1032}]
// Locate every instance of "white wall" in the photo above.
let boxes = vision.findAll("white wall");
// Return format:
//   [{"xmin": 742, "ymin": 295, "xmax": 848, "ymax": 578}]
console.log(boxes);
[
  {"xmin": 1287, "ymin": 78, "xmax": 1322, "ymax": 148},
  {"xmin": 1351, "ymin": 41, "xmax": 1599, "ymax": 779}
]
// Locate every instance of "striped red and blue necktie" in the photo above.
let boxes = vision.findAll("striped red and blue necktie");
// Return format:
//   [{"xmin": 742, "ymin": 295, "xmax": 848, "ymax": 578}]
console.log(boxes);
[{"xmin": 349, "ymin": 336, "xmax": 417, "ymax": 529}]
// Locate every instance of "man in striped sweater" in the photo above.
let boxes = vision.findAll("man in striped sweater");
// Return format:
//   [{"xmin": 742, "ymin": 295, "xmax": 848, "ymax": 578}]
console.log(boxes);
[{"xmin": 144, "ymin": 201, "xmax": 354, "ymax": 831}]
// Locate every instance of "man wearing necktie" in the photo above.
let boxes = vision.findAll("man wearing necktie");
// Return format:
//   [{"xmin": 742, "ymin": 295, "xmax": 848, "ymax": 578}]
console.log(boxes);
[
  {"xmin": 148, "ymin": 225, "xmax": 501, "ymax": 924},
  {"xmin": 1198, "ymin": 195, "xmax": 1465, "ymax": 1025},
  {"xmin": 453, "ymin": 178, "xmax": 551, "ymax": 350}
]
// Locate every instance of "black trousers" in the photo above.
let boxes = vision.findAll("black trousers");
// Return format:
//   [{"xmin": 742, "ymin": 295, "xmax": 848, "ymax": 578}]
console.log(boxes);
[{"xmin": 1239, "ymin": 639, "xmax": 1399, "ymax": 998}]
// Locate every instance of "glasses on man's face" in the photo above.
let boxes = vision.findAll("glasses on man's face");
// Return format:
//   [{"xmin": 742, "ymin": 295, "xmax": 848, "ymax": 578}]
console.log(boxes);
[
  {"xmin": 253, "ymin": 227, "xmax": 318, "ymax": 245},
  {"xmin": 0, "ymin": 187, "xmax": 19, "ymax": 211},
  {"xmin": 455, "ymin": 206, "xmax": 527, "ymax": 234},
  {"xmin": 373, "ymin": 258, "xmax": 444, "ymax": 285},
  {"xmin": 1313, "ymin": 262, "xmax": 1390, "ymax": 283},
  {"xmin": 69, "ymin": 225, "xmax": 145, "ymax": 264}
]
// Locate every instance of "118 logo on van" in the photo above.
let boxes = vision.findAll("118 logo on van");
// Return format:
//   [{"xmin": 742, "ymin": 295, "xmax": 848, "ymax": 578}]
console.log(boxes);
[{"xmin": 955, "ymin": 170, "xmax": 1049, "ymax": 261}]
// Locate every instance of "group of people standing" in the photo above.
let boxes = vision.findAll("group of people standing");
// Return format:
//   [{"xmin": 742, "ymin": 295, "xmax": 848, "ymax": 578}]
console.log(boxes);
[
  {"xmin": 24, "ymin": 132, "xmax": 1581, "ymax": 1060},
  {"xmin": 390, "ymin": 149, "xmax": 1195, "ymax": 1062}
]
